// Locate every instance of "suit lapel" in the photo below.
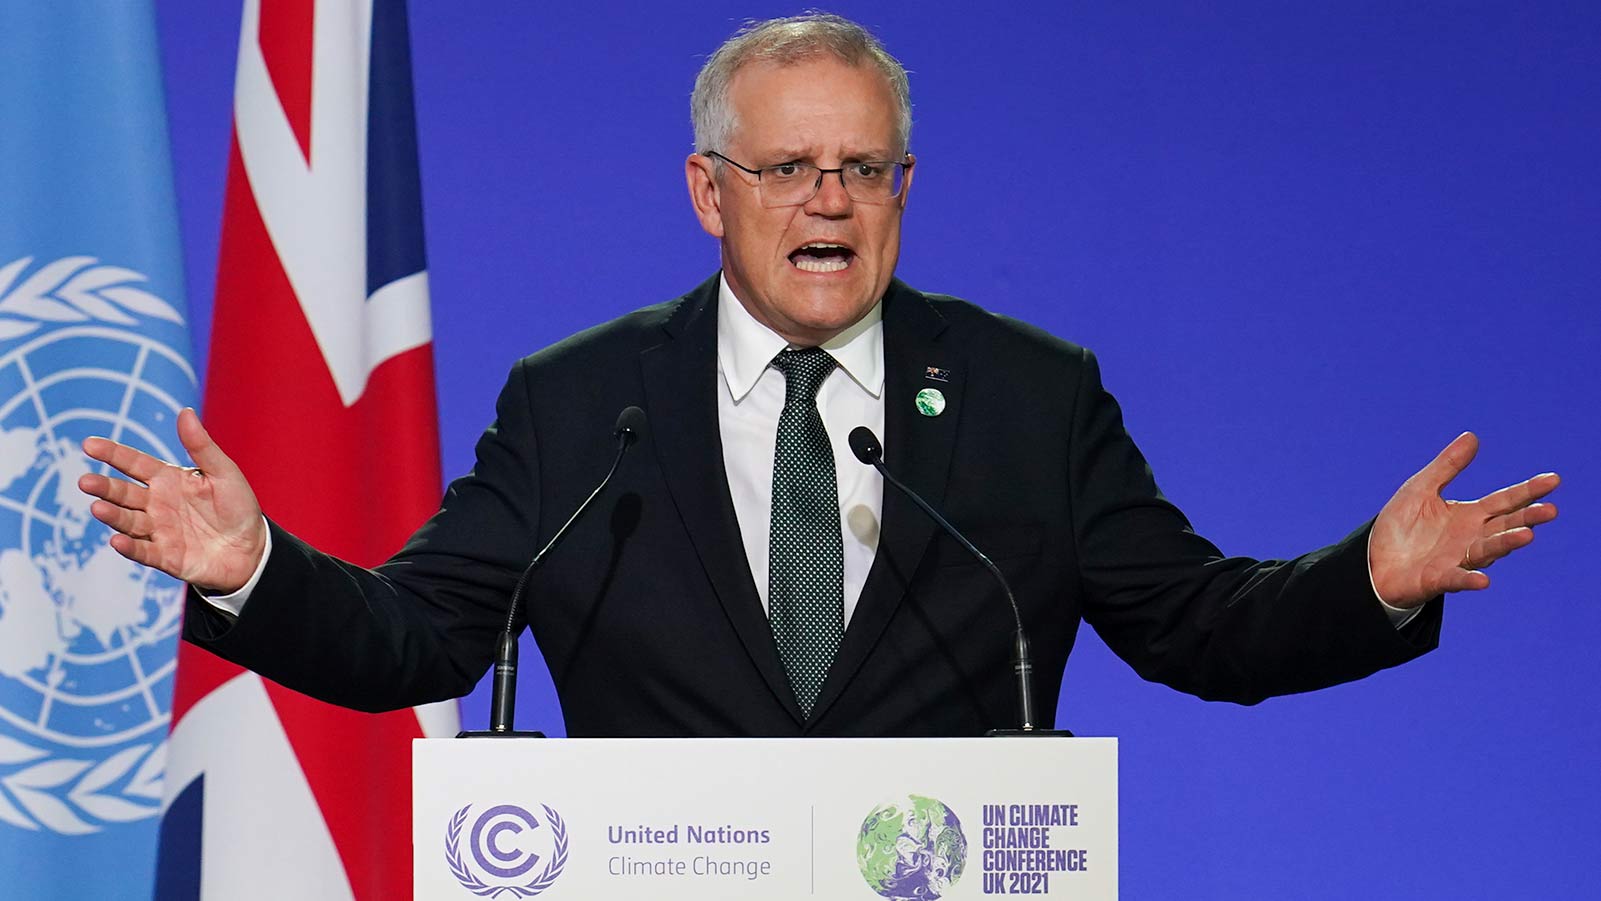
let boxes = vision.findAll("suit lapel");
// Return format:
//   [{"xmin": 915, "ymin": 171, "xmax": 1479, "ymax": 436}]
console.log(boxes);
[
  {"xmin": 808, "ymin": 281, "xmax": 964, "ymax": 728},
  {"xmin": 640, "ymin": 276, "xmax": 804, "ymax": 725}
]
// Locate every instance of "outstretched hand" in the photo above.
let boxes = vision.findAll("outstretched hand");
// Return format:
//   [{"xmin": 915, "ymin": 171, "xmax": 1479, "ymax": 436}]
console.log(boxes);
[
  {"xmin": 1369, "ymin": 432, "xmax": 1559, "ymax": 609},
  {"xmin": 79, "ymin": 408, "xmax": 266, "ymax": 593}
]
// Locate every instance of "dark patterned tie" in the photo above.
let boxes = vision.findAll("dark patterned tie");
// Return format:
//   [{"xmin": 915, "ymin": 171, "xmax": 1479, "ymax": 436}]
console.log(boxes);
[{"xmin": 767, "ymin": 347, "xmax": 844, "ymax": 719}]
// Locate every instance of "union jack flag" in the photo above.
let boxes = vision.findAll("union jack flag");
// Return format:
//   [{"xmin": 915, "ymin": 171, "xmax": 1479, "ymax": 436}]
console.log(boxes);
[{"xmin": 154, "ymin": 1, "xmax": 457, "ymax": 897}]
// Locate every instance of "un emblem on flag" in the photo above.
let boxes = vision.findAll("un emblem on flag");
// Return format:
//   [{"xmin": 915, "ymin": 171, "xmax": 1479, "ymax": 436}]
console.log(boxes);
[{"xmin": 0, "ymin": 256, "xmax": 195, "ymax": 834}]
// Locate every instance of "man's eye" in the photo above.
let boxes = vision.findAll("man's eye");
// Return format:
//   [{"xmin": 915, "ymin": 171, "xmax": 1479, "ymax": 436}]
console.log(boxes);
[
  {"xmin": 770, "ymin": 163, "xmax": 802, "ymax": 178},
  {"xmin": 852, "ymin": 163, "xmax": 884, "ymax": 179}
]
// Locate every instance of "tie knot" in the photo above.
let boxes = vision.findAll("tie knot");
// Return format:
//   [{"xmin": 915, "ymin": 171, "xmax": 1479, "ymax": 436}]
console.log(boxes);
[{"xmin": 772, "ymin": 348, "xmax": 837, "ymax": 402}]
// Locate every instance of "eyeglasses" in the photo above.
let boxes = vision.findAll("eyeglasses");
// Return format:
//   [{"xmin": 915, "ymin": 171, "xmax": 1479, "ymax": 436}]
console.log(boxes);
[{"xmin": 704, "ymin": 151, "xmax": 912, "ymax": 208}]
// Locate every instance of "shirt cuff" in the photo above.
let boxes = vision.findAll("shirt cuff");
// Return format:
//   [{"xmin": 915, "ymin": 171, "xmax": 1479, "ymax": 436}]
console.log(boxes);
[
  {"xmin": 1367, "ymin": 529, "xmax": 1423, "ymax": 629},
  {"xmin": 194, "ymin": 516, "xmax": 272, "ymax": 617}
]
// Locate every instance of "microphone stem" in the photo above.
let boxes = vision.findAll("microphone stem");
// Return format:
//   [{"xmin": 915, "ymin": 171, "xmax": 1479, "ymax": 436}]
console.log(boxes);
[
  {"xmin": 489, "ymin": 632, "xmax": 519, "ymax": 732},
  {"xmin": 873, "ymin": 461, "xmax": 1037, "ymax": 732},
  {"xmin": 1014, "ymin": 629, "xmax": 1034, "ymax": 731},
  {"xmin": 486, "ymin": 431, "xmax": 633, "ymax": 734},
  {"xmin": 500, "ymin": 435, "xmax": 631, "ymax": 637}
]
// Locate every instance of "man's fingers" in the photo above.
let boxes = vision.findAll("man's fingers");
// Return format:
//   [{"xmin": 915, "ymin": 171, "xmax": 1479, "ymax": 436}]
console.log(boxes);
[
  {"xmin": 1477, "ymin": 472, "xmax": 1561, "ymax": 517},
  {"xmin": 1413, "ymin": 431, "xmax": 1479, "ymax": 491},
  {"xmin": 1442, "ymin": 568, "xmax": 1491, "ymax": 593},
  {"xmin": 176, "ymin": 408, "xmax": 238, "ymax": 477},
  {"xmin": 81, "ymin": 435, "xmax": 165, "ymax": 483},
  {"xmin": 1486, "ymin": 501, "xmax": 1558, "ymax": 535},
  {"xmin": 89, "ymin": 499, "xmax": 153, "ymax": 539},
  {"xmin": 1468, "ymin": 527, "xmax": 1536, "ymax": 570},
  {"xmin": 78, "ymin": 472, "xmax": 148, "ymax": 510},
  {"xmin": 107, "ymin": 532, "xmax": 163, "ymax": 570}
]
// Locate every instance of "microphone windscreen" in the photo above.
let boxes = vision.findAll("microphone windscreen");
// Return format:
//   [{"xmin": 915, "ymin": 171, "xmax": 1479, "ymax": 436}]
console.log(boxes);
[
  {"xmin": 848, "ymin": 426, "xmax": 883, "ymax": 465},
  {"xmin": 614, "ymin": 405, "xmax": 648, "ymax": 444}
]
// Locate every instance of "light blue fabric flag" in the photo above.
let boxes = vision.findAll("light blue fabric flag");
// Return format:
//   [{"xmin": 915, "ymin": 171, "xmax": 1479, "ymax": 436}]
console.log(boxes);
[{"xmin": 0, "ymin": 2, "xmax": 196, "ymax": 897}]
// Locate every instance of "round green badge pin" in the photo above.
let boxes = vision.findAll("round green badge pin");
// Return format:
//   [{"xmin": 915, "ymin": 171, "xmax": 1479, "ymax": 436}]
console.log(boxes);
[{"xmin": 915, "ymin": 387, "xmax": 946, "ymax": 417}]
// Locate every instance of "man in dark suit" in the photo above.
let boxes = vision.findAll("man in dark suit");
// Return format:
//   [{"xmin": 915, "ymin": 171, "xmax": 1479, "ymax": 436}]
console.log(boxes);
[{"xmin": 78, "ymin": 14, "xmax": 1558, "ymax": 736}]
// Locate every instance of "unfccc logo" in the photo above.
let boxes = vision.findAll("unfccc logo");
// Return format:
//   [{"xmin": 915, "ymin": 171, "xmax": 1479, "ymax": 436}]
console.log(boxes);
[{"xmin": 444, "ymin": 803, "xmax": 569, "ymax": 898}]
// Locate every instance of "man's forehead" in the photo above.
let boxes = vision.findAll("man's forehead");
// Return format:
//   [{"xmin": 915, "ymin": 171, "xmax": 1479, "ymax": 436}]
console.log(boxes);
[
  {"xmin": 725, "ymin": 57, "xmax": 900, "ymax": 158},
  {"xmin": 727, "ymin": 55, "xmax": 893, "ymax": 97}
]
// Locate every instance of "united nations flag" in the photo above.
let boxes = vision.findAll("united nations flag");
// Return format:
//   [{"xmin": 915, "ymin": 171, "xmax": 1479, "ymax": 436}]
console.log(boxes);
[{"xmin": 0, "ymin": 2, "xmax": 197, "ymax": 897}]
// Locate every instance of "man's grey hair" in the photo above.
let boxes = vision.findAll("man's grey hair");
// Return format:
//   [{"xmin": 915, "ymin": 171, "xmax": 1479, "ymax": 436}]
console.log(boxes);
[{"xmin": 691, "ymin": 12, "xmax": 912, "ymax": 157}]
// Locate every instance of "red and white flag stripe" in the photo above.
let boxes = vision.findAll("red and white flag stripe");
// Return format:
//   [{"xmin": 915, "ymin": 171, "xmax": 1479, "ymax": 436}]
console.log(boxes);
[{"xmin": 158, "ymin": 1, "xmax": 455, "ymax": 898}]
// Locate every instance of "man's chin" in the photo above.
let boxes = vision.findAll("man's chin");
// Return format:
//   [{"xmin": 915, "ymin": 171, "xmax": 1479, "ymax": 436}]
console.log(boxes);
[
  {"xmin": 782, "ymin": 272, "xmax": 876, "ymax": 310},
  {"xmin": 786, "ymin": 302, "xmax": 878, "ymax": 344}
]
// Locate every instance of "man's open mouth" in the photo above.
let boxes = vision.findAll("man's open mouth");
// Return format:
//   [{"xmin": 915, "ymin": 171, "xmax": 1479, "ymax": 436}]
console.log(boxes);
[{"xmin": 788, "ymin": 242, "xmax": 855, "ymax": 273}]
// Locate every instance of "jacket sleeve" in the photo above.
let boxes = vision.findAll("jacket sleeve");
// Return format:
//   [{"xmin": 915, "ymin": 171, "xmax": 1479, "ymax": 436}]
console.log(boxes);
[
  {"xmin": 1069, "ymin": 348, "xmax": 1441, "ymax": 704},
  {"xmin": 183, "ymin": 361, "xmax": 543, "ymax": 712}
]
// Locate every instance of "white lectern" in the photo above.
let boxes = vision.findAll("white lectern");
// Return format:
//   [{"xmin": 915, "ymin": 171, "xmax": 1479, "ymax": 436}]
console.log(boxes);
[{"xmin": 414, "ymin": 737, "xmax": 1116, "ymax": 899}]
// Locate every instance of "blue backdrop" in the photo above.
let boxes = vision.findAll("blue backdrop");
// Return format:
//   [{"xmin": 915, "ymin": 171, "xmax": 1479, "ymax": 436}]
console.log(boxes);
[{"xmin": 153, "ymin": 2, "xmax": 1598, "ymax": 897}]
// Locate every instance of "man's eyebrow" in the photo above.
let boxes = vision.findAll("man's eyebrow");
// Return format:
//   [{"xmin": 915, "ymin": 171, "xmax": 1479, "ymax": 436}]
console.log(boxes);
[
  {"xmin": 754, "ymin": 148, "xmax": 812, "ymax": 164},
  {"xmin": 756, "ymin": 147, "xmax": 898, "ymax": 164}
]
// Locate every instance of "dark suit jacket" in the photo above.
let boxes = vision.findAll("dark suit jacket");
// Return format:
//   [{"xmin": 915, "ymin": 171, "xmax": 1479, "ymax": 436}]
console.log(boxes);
[{"xmin": 186, "ymin": 274, "xmax": 1440, "ymax": 736}]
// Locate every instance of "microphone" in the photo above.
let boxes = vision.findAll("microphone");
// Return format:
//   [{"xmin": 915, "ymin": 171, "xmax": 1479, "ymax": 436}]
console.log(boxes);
[
  {"xmin": 849, "ymin": 426, "xmax": 1066, "ymax": 736},
  {"xmin": 459, "ymin": 406, "xmax": 647, "ymax": 738}
]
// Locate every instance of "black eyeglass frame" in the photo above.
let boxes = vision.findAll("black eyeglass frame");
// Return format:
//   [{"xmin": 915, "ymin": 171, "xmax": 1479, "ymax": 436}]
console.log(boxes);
[{"xmin": 703, "ymin": 150, "xmax": 914, "ymax": 207}]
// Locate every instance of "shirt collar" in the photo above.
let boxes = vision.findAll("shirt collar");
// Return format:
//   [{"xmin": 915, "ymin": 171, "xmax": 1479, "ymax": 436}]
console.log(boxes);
[{"xmin": 716, "ymin": 272, "xmax": 885, "ymax": 403}]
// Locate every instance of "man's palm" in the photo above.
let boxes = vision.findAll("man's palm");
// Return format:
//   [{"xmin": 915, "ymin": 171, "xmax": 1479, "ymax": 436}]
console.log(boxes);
[
  {"xmin": 80, "ymin": 408, "xmax": 266, "ymax": 593},
  {"xmin": 1369, "ymin": 432, "xmax": 1558, "ymax": 608}
]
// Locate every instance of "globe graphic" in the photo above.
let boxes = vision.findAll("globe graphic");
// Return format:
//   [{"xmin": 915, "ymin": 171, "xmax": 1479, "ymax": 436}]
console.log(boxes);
[
  {"xmin": 856, "ymin": 795, "xmax": 969, "ymax": 900},
  {"xmin": 0, "ymin": 324, "xmax": 194, "ymax": 754}
]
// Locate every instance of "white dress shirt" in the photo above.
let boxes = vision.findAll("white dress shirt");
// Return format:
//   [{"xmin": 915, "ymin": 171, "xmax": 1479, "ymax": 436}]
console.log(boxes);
[{"xmin": 716, "ymin": 275, "xmax": 885, "ymax": 626}]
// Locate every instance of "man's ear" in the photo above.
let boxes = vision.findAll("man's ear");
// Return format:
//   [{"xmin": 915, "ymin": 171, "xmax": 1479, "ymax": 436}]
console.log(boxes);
[
  {"xmin": 685, "ymin": 153, "xmax": 725, "ymax": 238},
  {"xmin": 897, "ymin": 152, "xmax": 916, "ymax": 210}
]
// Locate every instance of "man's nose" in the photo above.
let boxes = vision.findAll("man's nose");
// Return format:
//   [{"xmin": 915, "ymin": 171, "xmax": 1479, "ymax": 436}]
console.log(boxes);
[{"xmin": 804, "ymin": 169, "xmax": 852, "ymax": 216}]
